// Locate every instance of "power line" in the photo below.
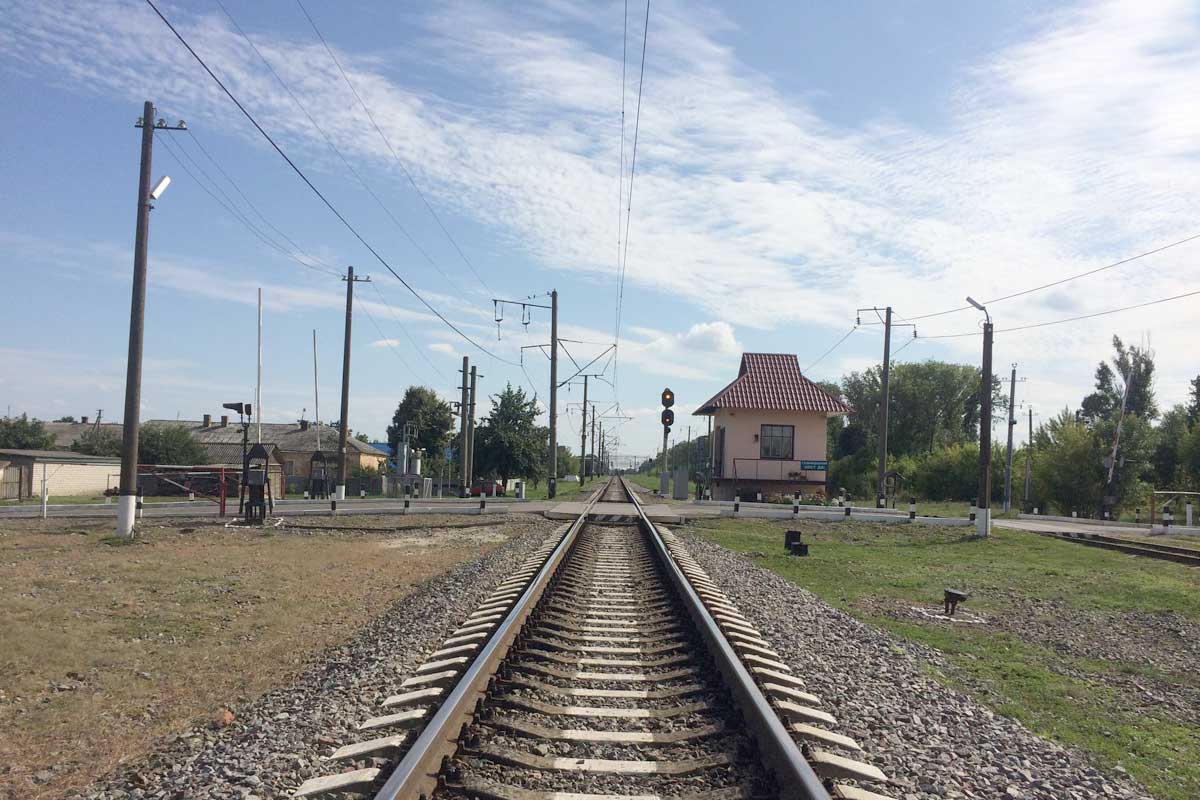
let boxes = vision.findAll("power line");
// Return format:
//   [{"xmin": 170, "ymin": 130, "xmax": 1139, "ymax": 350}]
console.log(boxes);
[
  {"xmin": 294, "ymin": 0, "xmax": 493, "ymax": 295},
  {"xmin": 908, "ymin": 232, "xmax": 1200, "ymax": 321},
  {"xmin": 157, "ymin": 134, "xmax": 341, "ymax": 277},
  {"xmin": 613, "ymin": 0, "xmax": 651, "ymax": 400},
  {"xmin": 214, "ymin": 0, "xmax": 459, "ymax": 288},
  {"xmin": 359, "ymin": 301, "xmax": 418, "ymax": 375},
  {"xmin": 185, "ymin": 129, "xmax": 338, "ymax": 273},
  {"xmin": 920, "ymin": 290, "xmax": 1200, "ymax": 338},
  {"xmin": 145, "ymin": 0, "xmax": 517, "ymax": 365},
  {"xmin": 803, "ymin": 325, "xmax": 858, "ymax": 374},
  {"xmin": 370, "ymin": 283, "xmax": 450, "ymax": 383}
]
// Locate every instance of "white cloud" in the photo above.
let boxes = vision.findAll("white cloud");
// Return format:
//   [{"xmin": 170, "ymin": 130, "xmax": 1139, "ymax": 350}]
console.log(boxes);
[
  {"xmin": 429, "ymin": 342, "xmax": 457, "ymax": 355},
  {"xmin": 371, "ymin": 338, "xmax": 402, "ymax": 348},
  {"xmin": 4, "ymin": 0, "xmax": 1200, "ymax": 430}
]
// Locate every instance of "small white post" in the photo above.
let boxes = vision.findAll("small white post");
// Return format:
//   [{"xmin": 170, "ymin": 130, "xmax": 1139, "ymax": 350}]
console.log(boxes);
[
  {"xmin": 41, "ymin": 463, "xmax": 48, "ymax": 520},
  {"xmin": 1187, "ymin": 502, "xmax": 1194, "ymax": 528}
]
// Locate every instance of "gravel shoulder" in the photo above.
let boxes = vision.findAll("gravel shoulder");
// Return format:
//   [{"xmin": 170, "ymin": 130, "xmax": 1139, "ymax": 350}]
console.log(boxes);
[{"xmin": 677, "ymin": 528, "xmax": 1158, "ymax": 800}]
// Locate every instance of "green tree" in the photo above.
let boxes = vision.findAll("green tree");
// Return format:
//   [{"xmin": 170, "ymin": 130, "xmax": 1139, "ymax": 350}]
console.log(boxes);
[
  {"xmin": 71, "ymin": 426, "xmax": 123, "ymax": 457},
  {"xmin": 1150, "ymin": 405, "xmax": 1191, "ymax": 487},
  {"xmin": 556, "ymin": 445, "xmax": 578, "ymax": 478},
  {"xmin": 473, "ymin": 384, "xmax": 545, "ymax": 486},
  {"xmin": 1188, "ymin": 375, "xmax": 1200, "ymax": 426},
  {"xmin": 839, "ymin": 360, "xmax": 999, "ymax": 458},
  {"xmin": 0, "ymin": 415, "xmax": 55, "ymax": 450},
  {"xmin": 138, "ymin": 425, "xmax": 207, "ymax": 465},
  {"xmin": 54, "ymin": 415, "xmax": 76, "ymax": 423},
  {"xmin": 355, "ymin": 432, "xmax": 370, "ymax": 444},
  {"xmin": 1080, "ymin": 336, "xmax": 1157, "ymax": 423},
  {"xmin": 386, "ymin": 387, "xmax": 455, "ymax": 472},
  {"xmin": 1031, "ymin": 409, "xmax": 1107, "ymax": 514}
]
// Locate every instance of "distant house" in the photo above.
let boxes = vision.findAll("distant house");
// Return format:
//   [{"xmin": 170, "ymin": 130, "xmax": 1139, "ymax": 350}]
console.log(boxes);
[
  {"xmin": 694, "ymin": 353, "xmax": 850, "ymax": 500},
  {"xmin": 43, "ymin": 413, "xmax": 386, "ymax": 490},
  {"xmin": 0, "ymin": 449, "xmax": 121, "ymax": 499},
  {"xmin": 144, "ymin": 416, "xmax": 387, "ymax": 480}
]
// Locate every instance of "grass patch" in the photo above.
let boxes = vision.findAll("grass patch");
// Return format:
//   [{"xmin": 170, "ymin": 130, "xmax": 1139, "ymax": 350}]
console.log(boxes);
[
  {"xmin": 520, "ymin": 479, "xmax": 588, "ymax": 501},
  {"xmin": 0, "ymin": 515, "xmax": 518, "ymax": 799},
  {"xmin": 691, "ymin": 517, "xmax": 1200, "ymax": 799}
]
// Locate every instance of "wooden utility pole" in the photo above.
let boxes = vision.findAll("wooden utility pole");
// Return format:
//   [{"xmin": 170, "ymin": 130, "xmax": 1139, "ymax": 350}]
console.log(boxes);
[
  {"xmin": 579, "ymin": 375, "xmax": 588, "ymax": 484},
  {"xmin": 977, "ymin": 319, "xmax": 994, "ymax": 536},
  {"xmin": 548, "ymin": 290, "xmax": 559, "ymax": 497},
  {"xmin": 117, "ymin": 101, "xmax": 185, "ymax": 539},
  {"xmin": 458, "ymin": 357, "xmax": 469, "ymax": 497},
  {"xmin": 1023, "ymin": 406, "xmax": 1034, "ymax": 511},
  {"xmin": 467, "ymin": 366, "xmax": 478, "ymax": 492},
  {"xmin": 1003, "ymin": 365, "xmax": 1017, "ymax": 512},
  {"xmin": 336, "ymin": 266, "xmax": 370, "ymax": 498},
  {"xmin": 876, "ymin": 306, "xmax": 892, "ymax": 507}
]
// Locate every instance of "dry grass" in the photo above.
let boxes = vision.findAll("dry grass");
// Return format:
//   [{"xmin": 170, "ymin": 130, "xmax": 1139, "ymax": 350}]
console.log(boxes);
[{"xmin": 0, "ymin": 514, "xmax": 519, "ymax": 800}]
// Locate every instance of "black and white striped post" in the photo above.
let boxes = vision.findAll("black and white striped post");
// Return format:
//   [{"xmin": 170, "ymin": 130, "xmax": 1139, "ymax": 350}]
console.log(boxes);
[
  {"xmin": 844, "ymin": 504, "xmax": 851, "ymax": 518},
  {"xmin": 1135, "ymin": 508, "xmax": 1141, "ymax": 524},
  {"xmin": 480, "ymin": 497, "xmax": 486, "ymax": 514},
  {"xmin": 403, "ymin": 497, "xmax": 410, "ymax": 514},
  {"xmin": 733, "ymin": 495, "xmax": 740, "ymax": 515},
  {"xmin": 1163, "ymin": 505, "xmax": 1173, "ymax": 531},
  {"xmin": 969, "ymin": 499, "xmax": 976, "ymax": 523},
  {"xmin": 908, "ymin": 497, "xmax": 916, "ymax": 521},
  {"xmin": 330, "ymin": 499, "xmax": 337, "ymax": 517}
]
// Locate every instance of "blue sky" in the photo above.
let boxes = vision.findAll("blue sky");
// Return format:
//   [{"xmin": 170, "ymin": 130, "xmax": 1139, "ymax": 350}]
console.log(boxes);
[{"xmin": 2, "ymin": 0, "xmax": 1198, "ymax": 461}]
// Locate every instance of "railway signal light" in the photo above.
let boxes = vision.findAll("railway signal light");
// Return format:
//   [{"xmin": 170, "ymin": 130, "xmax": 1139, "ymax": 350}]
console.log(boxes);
[
  {"xmin": 661, "ymin": 388, "xmax": 674, "ymax": 408},
  {"xmin": 661, "ymin": 408, "xmax": 675, "ymax": 427}
]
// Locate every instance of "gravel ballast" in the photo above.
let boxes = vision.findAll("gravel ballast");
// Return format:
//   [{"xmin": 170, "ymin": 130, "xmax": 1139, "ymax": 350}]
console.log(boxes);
[
  {"xmin": 678, "ymin": 529, "xmax": 1157, "ymax": 800},
  {"xmin": 75, "ymin": 517, "xmax": 562, "ymax": 800}
]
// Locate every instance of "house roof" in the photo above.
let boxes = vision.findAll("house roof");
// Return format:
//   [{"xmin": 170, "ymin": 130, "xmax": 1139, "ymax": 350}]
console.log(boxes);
[
  {"xmin": 44, "ymin": 421, "xmax": 124, "ymax": 449},
  {"xmin": 693, "ymin": 353, "xmax": 851, "ymax": 415},
  {"xmin": 143, "ymin": 420, "xmax": 386, "ymax": 458},
  {"xmin": 0, "ymin": 448, "xmax": 121, "ymax": 464}
]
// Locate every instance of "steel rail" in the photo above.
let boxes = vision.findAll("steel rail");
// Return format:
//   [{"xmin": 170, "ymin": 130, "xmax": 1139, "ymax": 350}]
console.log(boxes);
[
  {"xmin": 373, "ymin": 479, "xmax": 612, "ymax": 800},
  {"xmin": 620, "ymin": 477, "xmax": 833, "ymax": 800}
]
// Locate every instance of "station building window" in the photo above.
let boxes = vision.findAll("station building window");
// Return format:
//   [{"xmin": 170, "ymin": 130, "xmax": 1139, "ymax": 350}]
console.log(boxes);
[{"xmin": 759, "ymin": 424, "xmax": 794, "ymax": 460}]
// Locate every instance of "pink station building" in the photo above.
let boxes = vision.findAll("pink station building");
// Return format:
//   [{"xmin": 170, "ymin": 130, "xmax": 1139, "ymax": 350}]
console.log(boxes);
[{"xmin": 694, "ymin": 353, "xmax": 851, "ymax": 501}]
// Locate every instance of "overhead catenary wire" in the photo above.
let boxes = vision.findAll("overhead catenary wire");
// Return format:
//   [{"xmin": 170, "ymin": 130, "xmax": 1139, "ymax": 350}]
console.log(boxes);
[
  {"xmin": 612, "ymin": 0, "xmax": 650, "ymax": 401},
  {"xmin": 919, "ymin": 289, "xmax": 1200, "ymax": 338},
  {"xmin": 294, "ymin": 0, "xmax": 493, "ymax": 295},
  {"xmin": 145, "ymin": 0, "xmax": 517, "ymax": 366},
  {"xmin": 908, "ymin": 232, "xmax": 1200, "ymax": 321}
]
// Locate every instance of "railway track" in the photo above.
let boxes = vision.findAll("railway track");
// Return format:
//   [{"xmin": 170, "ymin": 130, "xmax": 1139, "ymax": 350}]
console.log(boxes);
[
  {"xmin": 1029, "ymin": 528, "xmax": 1200, "ymax": 566},
  {"xmin": 294, "ymin": 477, "xmax": 893, "ymax": 800}
]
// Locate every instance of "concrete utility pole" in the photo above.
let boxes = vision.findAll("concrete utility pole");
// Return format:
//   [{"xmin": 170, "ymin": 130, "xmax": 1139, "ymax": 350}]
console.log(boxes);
[
  {"xmin": 336, "ymin": 265, "xmax": 369, "ymax": 499},
  {"xmin": 590, "ymin": 405, "xmax": 597, "ymax": 479},
  {"xmin": 548, "ymin": 289, "xmax": 559, "ymax": 497},
  {"xmin": 458, "ymin": 356, "xmax": 469, "ymax": 497},
  {"xmin": 256, "ymin": 288, "xmax": 263, "ymax": 445},
  {"xmin": 1003, "ymin": 365, "xmax": 1017, "ymax": 513},
  {"xmin": 312, "ymin": 329, "xmax": 321, "ymax": 452},
  {"xmin": 116, "ymin": 100, "xmax": 185, "ymax": 539},
  {"xmin": 579, "ymin": 375, "xmax": 588, "ymax": 484},
  {"xmin": 876, "ymin": 306, "xmax": 893, "ymax": 508},
  {"xmin": 599, "ymin": 421, "xmax": 604, "ymax": 475},
  {"xmin": 1023, "ymin": 406, "xmax": 1034, "ymax": 512},
  {"xmin": 467, "ymin": 365, "xmax": 478, "ymax": 492},
  {"xmin": 977, "ymin": 318, "xmax": 994, "ymax": 536}
]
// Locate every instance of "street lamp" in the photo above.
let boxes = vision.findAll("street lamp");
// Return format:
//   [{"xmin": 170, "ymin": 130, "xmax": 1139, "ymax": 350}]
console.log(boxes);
[{"xmin": 967, "ymin": 296, "xmax": 994, "ymax": 537}]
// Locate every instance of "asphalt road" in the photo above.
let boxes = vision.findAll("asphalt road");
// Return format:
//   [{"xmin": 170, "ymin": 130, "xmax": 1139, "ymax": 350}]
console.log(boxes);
[{"xmin": 0, "ymin": 496, "xmax": 553, "ymax": 520}]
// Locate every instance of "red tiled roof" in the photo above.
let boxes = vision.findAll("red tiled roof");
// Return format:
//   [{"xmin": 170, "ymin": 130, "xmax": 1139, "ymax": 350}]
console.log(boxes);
[{"xmin": 693, "ymin": 353, "xmax": 851, "ymax": 415}]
